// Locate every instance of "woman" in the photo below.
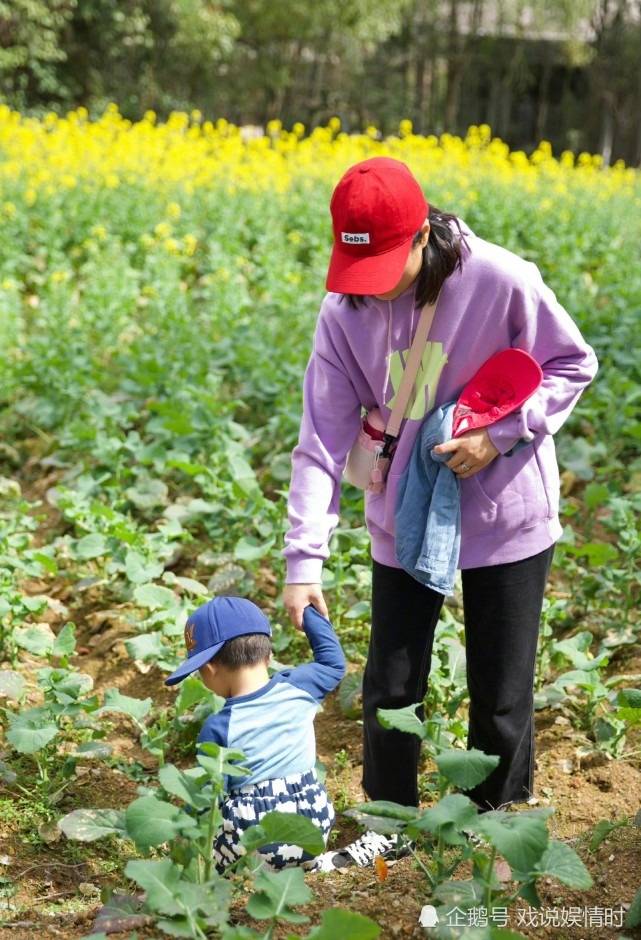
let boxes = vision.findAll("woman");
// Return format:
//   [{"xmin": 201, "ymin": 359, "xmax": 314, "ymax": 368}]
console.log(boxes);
[{"xmin": 281, "ymin": 156, "xmax": 598, "ymax": 866}]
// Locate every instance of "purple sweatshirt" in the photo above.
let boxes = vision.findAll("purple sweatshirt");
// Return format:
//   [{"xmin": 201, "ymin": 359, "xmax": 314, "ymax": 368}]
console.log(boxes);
[{"xmin": 283, "ymin": 219, "xmax": 598, "ymax": 583}]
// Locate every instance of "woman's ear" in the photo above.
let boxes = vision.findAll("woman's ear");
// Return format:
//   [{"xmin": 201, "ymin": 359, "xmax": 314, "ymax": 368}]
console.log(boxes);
[{"xmin": 421, "ymin": 220, "xmax": 430, "ymax": 248}]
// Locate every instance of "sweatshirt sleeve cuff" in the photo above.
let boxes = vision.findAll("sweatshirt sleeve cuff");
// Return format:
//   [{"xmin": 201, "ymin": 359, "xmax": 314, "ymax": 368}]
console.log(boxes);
[
  {"xmin": 486, "ymin": 414, "xmax": 528, "ymax": 456},
  {"xmin": 285, "ymin": 556, "xmax": 324, "ymax": 584}
]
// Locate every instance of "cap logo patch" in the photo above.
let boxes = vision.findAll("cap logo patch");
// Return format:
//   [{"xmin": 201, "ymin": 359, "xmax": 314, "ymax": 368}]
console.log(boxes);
[
  {"xmin": 341, "ymin": 232, "xmax": 370, "ymax": 244},
  {"xmin": 184, "ymin": 622, "xmax": 196, "ymax": 651}
]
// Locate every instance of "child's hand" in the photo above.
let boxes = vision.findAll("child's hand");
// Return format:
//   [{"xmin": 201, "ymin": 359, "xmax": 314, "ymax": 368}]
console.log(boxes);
[{"xmin": 283, "ymin": 584, "xmax": 328, "ymax": 630}]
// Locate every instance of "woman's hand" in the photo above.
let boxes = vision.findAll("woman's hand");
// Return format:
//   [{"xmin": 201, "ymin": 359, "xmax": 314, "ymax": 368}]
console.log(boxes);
[
  {"xmin": 432, "ymin": 427, "xmax": 500, "ymax": 479},
  {"xmin": 282, "ymin": 583, "xmax": 329, "ymax": 631}
]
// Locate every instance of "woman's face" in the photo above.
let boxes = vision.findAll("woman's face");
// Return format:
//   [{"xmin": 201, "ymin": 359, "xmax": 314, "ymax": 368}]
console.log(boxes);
[{"xmin": 374, "ymin": 220, "xmax": 430, "ymax": 301}]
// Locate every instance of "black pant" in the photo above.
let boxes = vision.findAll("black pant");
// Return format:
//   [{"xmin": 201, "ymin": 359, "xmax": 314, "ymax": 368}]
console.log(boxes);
[{"xmin": 361, "ymin": 545, "xmax": 555, "ymax": 810}]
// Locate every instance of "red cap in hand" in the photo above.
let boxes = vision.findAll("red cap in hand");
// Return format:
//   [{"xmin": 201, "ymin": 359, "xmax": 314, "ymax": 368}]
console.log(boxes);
[{"xmin": 452, "ymin": 349, "xmax": 543, "ymax": 438}]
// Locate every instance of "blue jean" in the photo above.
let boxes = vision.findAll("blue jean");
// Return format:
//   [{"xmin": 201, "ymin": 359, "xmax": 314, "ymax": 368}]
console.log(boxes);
[{"xmin": 395, "ymin": 402, "xmax": 460, "ymax": 595}]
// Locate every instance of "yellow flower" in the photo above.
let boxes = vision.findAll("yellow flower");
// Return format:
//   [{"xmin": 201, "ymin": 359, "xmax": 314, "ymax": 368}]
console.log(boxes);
[
  {"xmin": 183, "ymin": 234, "xmax": 198, "ymax": 255},
  {"xmin": 154, "ymin": 221, "xmax": 172, "ymax": 238},
  {"xmin": 0, "ymin": 103, "xmax": 633, "ymax": 220}
]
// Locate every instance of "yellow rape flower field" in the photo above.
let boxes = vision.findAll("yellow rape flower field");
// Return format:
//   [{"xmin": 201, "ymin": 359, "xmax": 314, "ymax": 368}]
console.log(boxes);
[
  {"xmin": 0, "ymin": 104, "xmax": 641, "ymax": 937},
  {"xmin": 0, "ymin": 104, "xmax": 638, "ymax": 202}
]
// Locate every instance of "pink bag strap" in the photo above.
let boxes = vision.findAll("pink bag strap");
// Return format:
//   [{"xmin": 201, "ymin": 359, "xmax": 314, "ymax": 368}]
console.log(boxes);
[{"xmin": 384, "ymin": 294, "xmax": 440, "ymax": 441}]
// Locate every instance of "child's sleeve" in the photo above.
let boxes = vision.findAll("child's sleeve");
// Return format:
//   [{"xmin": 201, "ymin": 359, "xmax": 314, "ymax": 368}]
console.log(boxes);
[
  {"xmin": 197, "ymin": 709, "xmax": 231, "ymax": 748},
  {"xmin": 279, "ymin": 605, "xmax": 347, "ymax": 702},
  {"xmin": 197, "ymin": 709, "xmax": 232, "ymax": 794}
]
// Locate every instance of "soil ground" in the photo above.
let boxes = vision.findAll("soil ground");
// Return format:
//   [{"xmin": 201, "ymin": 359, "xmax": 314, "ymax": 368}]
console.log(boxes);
[
  {"xmin": 1, "ymin": 465, "xmax": 640, "ymax": 939},
  {"xmin": 1, "ymin": 665, "xmax": 640, "ymax": 940}
]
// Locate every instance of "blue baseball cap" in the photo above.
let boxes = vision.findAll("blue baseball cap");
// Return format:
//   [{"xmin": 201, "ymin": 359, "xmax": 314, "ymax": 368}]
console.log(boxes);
[{"xmin": 164, "ymin": 596, "xmax": 272, "ymax": 687}]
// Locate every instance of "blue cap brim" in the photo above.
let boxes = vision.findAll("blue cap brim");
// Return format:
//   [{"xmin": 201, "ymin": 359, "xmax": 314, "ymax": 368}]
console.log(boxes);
[{"xmin": 164, "ymin": 642, "xmax": 224, "ymax": 686}]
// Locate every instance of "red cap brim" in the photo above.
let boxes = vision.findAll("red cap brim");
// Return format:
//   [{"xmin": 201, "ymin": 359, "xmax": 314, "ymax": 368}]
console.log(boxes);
[
  {"xmin": 464, "ymin": 350, "xmax": 543, "ymax": 405},
  {"xmin": 325, "ymin": 234, "xmax": 415, "ymax": 294},
  {"xmin": 452, "ymin": 349, "xmax": 543, "ymax": 438}
]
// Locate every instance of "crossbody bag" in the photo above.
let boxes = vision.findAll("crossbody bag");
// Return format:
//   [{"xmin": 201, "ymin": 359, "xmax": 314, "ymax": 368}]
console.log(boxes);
[{"xmin": 344, "ymin": 295, "xmax": 439, "ymax": 494}]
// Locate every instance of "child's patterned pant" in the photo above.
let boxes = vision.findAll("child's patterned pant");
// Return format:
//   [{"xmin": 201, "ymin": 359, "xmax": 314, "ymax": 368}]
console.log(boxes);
[{"xmin": 213, "ymin": 768, "xmax": 335, "ymax": 874}]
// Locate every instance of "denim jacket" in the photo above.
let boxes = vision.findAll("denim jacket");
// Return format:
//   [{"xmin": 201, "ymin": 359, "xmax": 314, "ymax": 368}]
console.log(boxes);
[
  {"xmin": 394, "ymin": 402, "xmax": 461, "ymax": 595},
  {"xmin": 395, "ymin": 404, "xmax": 532, "ymax": 595}
]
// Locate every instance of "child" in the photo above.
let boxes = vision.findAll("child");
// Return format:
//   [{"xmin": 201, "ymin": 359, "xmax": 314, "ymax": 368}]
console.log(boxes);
[{"xmin": 164, "ymin": 594, "xmax": 346, "ymax": 873}]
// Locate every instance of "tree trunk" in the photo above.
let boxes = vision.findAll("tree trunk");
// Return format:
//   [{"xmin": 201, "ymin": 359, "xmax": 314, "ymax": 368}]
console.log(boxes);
[
  {"xmin": 599, "ymin": 94, "xmax": 615, "ymax": 166},
  {"xmin": 636, "ymin": 69, "xmax": 641, "ymax": 166},
  {"xmin": 445, "ymin": 64, "xmax": 463, "ymax": 131},
  {"xmin": 423, "ymin": 56, "xmax": 435, "ymax": 133},
  {"xmin": 487, "ymin": 70, "xmax": 501, "ymax": 131},
  {"xmin": 535, "ymin": 54, "xmax": 553, "ymax": 143},
  {"xmin": 444, "ymin": 0, "xmax": 462, "ymax": 131},
  {"xmin": 498, "ymin": 80, "xmax": 512, "ymax": 139}
]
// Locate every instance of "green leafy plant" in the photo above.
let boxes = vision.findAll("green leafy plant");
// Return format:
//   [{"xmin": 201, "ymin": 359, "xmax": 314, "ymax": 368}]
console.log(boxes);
[
  {"xmin": 534, "ymin": 630, "xmax": 641, "ymax": 756},
  {"xmin": 60, "ymin": 740, "xmax": 377, "ymax": 939},
  {"xmin": 345, "ymin": 701, "xmax": 592, "ymax": 939},
  {"xmin": 0, "ymin": 623, "xmax": 108, "ymax": 808}
]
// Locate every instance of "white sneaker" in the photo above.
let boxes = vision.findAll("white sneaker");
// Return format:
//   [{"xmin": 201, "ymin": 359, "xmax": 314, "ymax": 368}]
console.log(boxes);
[
  {"xmin": 462, "ymin": 828, "xmax": 485, "ymax": 847},
  {"xmin": 309, "ymin": 830, "xmax": 414, "ymax": 872}
]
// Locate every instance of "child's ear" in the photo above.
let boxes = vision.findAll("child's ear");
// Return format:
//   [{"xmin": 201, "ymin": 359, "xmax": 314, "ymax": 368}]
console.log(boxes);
[{"xmin": 199, "ymin": 661, "xmax": 216, "ymax": 680}]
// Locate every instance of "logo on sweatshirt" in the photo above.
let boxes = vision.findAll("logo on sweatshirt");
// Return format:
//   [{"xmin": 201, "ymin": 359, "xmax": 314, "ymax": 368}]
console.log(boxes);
[
  {"xmin": 386, "ymin": 341, "xmax": 448, "ymax": 420},
  {"xmin": 341, "ymin": 232, "xmax": 370, "ymax": 244}
]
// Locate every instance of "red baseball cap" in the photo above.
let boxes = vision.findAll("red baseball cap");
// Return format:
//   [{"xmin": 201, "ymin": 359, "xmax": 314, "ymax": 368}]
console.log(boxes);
[
  {"xmin": 452, "ymin": 349, "xmax": 543, "ymax": 438},
  {"xmin": 326, "ymin": 157, "xmax": 429, "ymax": 294}
]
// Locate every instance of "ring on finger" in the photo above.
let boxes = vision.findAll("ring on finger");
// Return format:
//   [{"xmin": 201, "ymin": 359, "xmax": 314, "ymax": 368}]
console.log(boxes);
[{"xmin": 459, "ymin": 462, "xmax": 471, "ymax": 472}]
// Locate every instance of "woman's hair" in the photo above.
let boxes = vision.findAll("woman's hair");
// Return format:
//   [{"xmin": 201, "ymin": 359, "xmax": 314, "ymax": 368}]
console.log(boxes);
[
  {"xmin": 210, "ymin": 633, "xmax": 272, "ymax": 670},
  {"xmin": 340, "ymin": 206, "xmax": 466, "ymax": 309}
]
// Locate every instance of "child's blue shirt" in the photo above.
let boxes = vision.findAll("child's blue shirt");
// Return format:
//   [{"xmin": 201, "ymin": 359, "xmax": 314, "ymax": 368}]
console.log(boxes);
[{"xmin": 197, "ymin": 605, "xmax": 346, "ymax": 793}]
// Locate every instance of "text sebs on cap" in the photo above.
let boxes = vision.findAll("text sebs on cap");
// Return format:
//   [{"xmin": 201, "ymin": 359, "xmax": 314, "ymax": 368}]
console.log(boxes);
[
  {"xmin": 452, "ymin": 349, "xmax": 544, "ymax": 438},
  {"xmin": 326, "ymin": 157, "xmax": 429, "ymax": 295},
  {"xmin": 164, "ymin": 596, "xmax": 272, "ymax": 686}
]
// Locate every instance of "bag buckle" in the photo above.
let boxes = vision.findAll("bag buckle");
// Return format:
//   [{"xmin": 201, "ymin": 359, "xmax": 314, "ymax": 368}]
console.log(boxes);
[{"xmin": 381, "ymin": 432, "xmax": 397, "ymax": 460}]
